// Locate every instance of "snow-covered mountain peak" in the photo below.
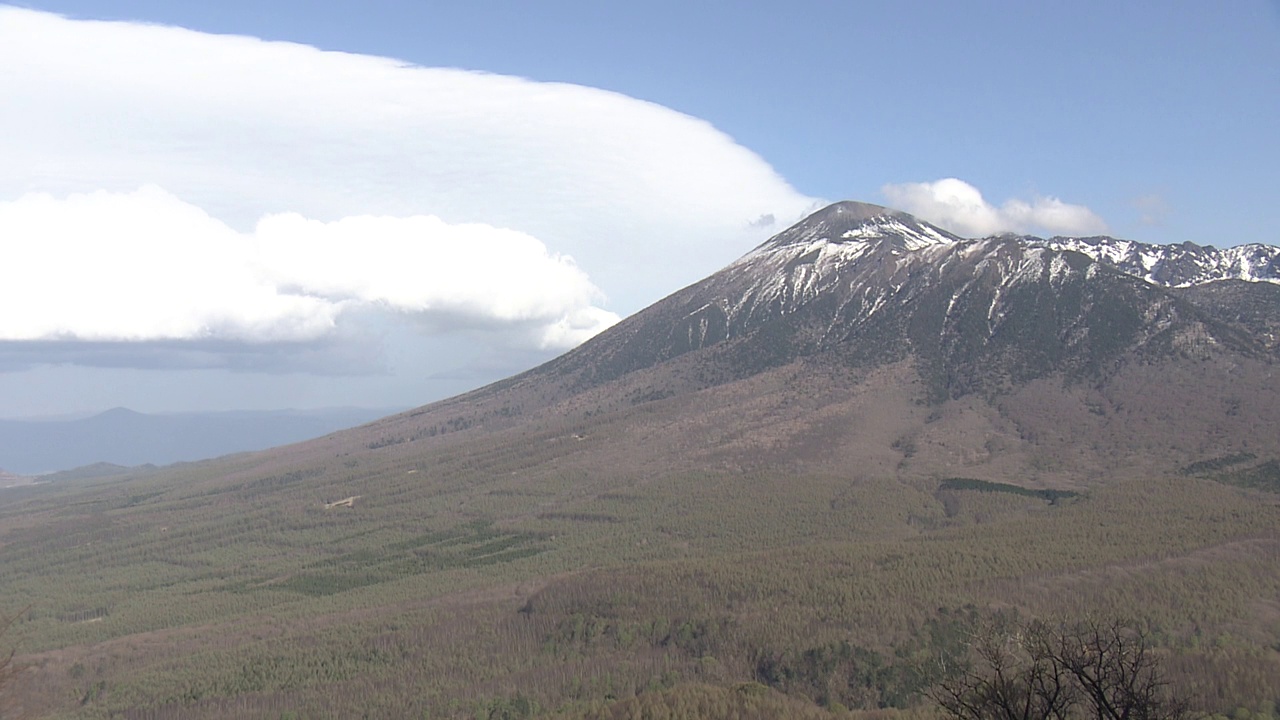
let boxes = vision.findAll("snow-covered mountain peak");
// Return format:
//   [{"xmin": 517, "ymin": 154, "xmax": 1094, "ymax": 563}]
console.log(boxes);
[
  {"xmin": 547, "ymin": 200, "xmax": 1280, "ymax": 401},
  {"xmin": 702, "ymin": 203, "xmax": 964, "ymax": 330},
  {"xmin": 738, "ymin": 201, "xmax": 959, "ymax": 266},
  {"xmin": 671, "ymin": 202, "xmax": 1280, "ymax": 362}
]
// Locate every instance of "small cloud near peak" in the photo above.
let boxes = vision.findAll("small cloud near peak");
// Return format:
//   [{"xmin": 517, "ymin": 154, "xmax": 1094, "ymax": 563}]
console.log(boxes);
[{"xmin": 882, "ymin": 178, "xmax": 1107, "ymax": 238}]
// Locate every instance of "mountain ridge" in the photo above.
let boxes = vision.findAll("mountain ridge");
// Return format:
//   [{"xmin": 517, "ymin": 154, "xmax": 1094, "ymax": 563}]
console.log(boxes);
[
  {"xmin": 1030, "ymin": 234, "xmax": 1280, "ymax": 287},
  {"xmin": 511, "ymin": 202, "xmax": 1279, "ymax": 403},
  {"xmin": 0, "ymin": 406, "xmax": 403, "ymax": 475}
]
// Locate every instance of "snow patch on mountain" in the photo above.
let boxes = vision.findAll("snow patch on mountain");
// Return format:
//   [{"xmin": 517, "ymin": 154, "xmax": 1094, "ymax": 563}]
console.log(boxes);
[
  {"xmin": 1030, "ymin": 236, "xmax": 1280, "ymax": 287},
  {"xmin": 667, "ymin": 201, "xmax": 1280, "ymax": 360},
  {"xmin": 720, "ymin": 202, "xmax": 962, "ymax": 322},
  {"xmin": 837, "ymin": 216, "xmax": 957, "ymax": 250}
]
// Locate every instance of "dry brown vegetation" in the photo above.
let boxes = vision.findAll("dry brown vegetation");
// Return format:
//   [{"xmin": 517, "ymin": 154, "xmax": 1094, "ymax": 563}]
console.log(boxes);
[
  {"xmin": 0, "ymin": 350, "xmax": 1278, "ymax": 718},
  {"xmin": 0, "ymin": 605, "xmax": 31, "ymax": 720}
]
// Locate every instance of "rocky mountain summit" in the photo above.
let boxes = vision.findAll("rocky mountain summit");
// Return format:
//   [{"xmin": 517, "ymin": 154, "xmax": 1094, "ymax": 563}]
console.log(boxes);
[{"xmin": 529, "ymin": 201, "xmax": 1279, "ymax": 403}]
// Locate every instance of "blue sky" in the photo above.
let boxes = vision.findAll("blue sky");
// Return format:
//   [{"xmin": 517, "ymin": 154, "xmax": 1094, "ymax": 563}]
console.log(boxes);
[
  {"xmin": 28, "ymin": 0, "xmax": 1271, "ymax": 245},
  {"xmin": 0, "ymin": 1, "xmax": 1277, "ymax": 419}
]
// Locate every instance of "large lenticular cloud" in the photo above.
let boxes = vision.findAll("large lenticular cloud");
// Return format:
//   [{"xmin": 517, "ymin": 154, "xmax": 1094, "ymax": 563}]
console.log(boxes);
[{"xmin": 0, "ymin": 6, "xmax": 817, "ymax": 368}]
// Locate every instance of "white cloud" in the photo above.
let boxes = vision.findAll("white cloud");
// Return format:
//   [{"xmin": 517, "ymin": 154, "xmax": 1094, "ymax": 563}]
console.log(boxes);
[
  {"xmin": 254, "ymin": 212, "xmax": 607, "ymax": 325},
  {"xmin": 0, "ymin": 186, "xmax": 617, "ymax": 350},
  {"xmin": 0, "ymin": 6, "xmax": 816, "ymax": 332},
  {"xmin": 881, "ymin": 178, "xmax": 1107, "ymax": 237}
]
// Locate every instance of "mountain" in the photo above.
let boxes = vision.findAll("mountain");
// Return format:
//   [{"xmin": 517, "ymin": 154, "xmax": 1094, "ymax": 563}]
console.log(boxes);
[
  {"xmin": 346, "ymin": 200, "xmax": 1280, "ymax": 484},
  {"xmin": 0, "ymin": 406, "xmax": 403, "ymax": 475},
  {"xmin": 3, "ymin": 201, "xmax": 1279, "ymax": 719},
  {"xmin": 1030, "ymin": 235, "xmax": 1280, "ymax": 287},
  {"xmin": 455, "ymin": 201, "xmax": 1278, "ymax": 400},
  {"xmin": 542, "ymin": 201, "xmax": 1278, "ymax": 393}
]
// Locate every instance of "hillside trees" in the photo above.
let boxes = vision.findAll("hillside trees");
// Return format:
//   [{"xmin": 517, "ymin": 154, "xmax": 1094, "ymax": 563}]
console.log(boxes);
[
  {"xmin": 931, "ymin": 617, "xmax": 1190, "ymax": 720},
  {"xmin": 0, "ymin": 606, "xmax": 25, "ymax": 720}
]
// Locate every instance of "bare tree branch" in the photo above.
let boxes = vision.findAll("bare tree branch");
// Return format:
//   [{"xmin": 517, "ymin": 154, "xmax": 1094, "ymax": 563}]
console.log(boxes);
[{"xmin": 930, "ymin": 617, "xmax": 1189, "ymax": 720}]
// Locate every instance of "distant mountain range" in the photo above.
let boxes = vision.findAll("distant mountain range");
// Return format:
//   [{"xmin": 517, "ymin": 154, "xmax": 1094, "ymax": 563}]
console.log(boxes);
[
  {"xmin": 0, "ymin": 406, "xmax": 402, "ymax": 476},
  {"xmin": 1029, "ymin": 234, "xmax": 1280, "ymax": 287}
]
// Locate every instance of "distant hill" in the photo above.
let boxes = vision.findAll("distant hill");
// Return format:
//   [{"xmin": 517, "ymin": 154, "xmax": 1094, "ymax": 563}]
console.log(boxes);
[{"xmin": 0, "ymin": 406, "xmax": 402, "ymax": 475}]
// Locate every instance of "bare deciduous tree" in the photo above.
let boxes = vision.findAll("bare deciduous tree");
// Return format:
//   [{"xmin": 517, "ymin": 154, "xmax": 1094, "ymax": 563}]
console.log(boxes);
[{"xmin": 930, "ymin": 617, "xmax": 1190, "ymax": 720}]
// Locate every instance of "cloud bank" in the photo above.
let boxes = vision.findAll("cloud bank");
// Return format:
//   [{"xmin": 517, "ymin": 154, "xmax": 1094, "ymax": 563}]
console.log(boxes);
[
  {"xmin": 0, "ymin": 186, "xmax": 613, "ymax": 349},
  {"xmin": 882, "ymin": 178, "xmax": 1107, "ymax": 237},
  {"xmin": 0, "ymin": 6, "xmax": 816, "ymax": 372}
]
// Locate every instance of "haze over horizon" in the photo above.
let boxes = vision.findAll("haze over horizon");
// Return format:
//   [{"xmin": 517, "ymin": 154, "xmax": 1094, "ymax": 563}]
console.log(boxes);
[{"xmin": 2, "ymin": 1, "xmax": 1277, "ymax": 418}]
